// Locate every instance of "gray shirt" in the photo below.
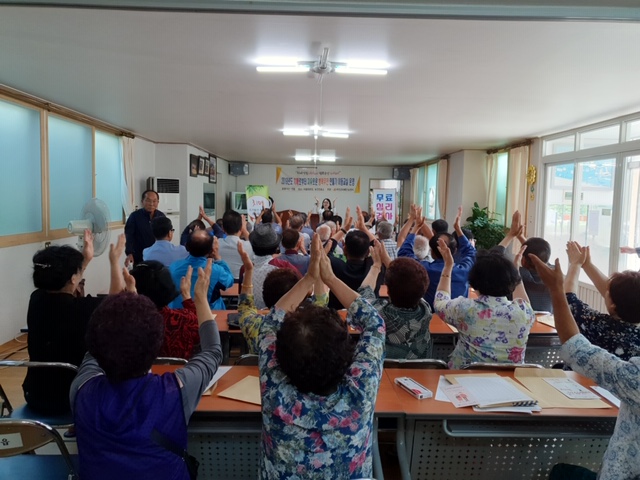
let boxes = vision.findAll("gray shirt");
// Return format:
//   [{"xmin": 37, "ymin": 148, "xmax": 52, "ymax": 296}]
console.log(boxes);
[{"xmin": 218, "ymin": 235, "xmax": 254, "ymax": 280}]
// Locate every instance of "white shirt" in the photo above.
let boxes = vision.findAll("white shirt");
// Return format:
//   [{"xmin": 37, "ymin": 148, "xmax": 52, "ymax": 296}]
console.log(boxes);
[{"xmin": 217, "ymin": 235, "xmax": 254, "ymax": 280}]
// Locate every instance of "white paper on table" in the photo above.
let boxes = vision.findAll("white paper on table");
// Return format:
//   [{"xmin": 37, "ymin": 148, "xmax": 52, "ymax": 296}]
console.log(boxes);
[
  {"xmin": 472, "ymin": 405, "xmax": 541, "ymax": 414},
  {"xmin": 592, "ymin": 386, "xmax": 621, "ymax": 407},
  {"xmin": 204, "ymin": 366, "xmax": 232, "ymax": 394},
  {"xmin": 543, "ymin": 377, "xmax": 600, "ymax": 400},
  {"xmin": 453, "ymin": 376, "xmax": 536, "ymax": 407},
  {"xmin": 441, "ymin": 384, "xmax": 478, "ymax": 407},
  {"xmin": 435, "ymin": 375, "xmax": 453, "ymax": 402}
]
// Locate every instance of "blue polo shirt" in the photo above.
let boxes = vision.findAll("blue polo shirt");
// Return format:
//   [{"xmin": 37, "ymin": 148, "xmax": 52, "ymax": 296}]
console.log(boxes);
[{"xmin": 143, "ymin": 240, "xmax": 188, "ymax": 267}]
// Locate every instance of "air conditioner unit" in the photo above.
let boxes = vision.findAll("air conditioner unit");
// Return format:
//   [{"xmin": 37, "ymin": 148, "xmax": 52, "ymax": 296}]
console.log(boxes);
[{"xmin": 147, "ymin": 177, "xmax": 180, "ymax": 214}]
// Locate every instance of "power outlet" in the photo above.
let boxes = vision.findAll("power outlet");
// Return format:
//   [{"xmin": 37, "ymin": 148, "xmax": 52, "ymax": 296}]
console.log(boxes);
[{"xmin": 44, "ymin": 241, "xmax": 51, "ymax": 248}]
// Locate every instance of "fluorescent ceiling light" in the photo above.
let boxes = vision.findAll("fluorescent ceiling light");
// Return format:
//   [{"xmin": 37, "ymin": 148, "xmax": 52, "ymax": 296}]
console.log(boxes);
[
  {"xmin": 294, "ymin": 149, "xmax": 337, "ymax": 162},
  {"xmin": 318, "ymin": 156, "xmax": 336, "ymax": 162},
  {"xmin": 295, "ymin": 155, "xmax": 313, "ymax": 161},
  {"xmin": 322, "ymin": 132, "xmax": 349, "ymax": 139},
  {"xmin": 255, "ymin": 57, "xmax": 299, "ymax": 66},
  {"xmin": 334, "ymin": 66, "xmax": 387, "ymax": 75},
  {"xmin": 346, "ymin": 60, "xmax": 390, "ymax": 69},
  {"xmin": 283, "ymin": 126, "xmax": 349, "ymax": 139},
  {"xmin": 256, "ymin": 66, "xmax": 310, "ymax": 73},
  {"xmin": 283, "ymin": 129, "xmax": 311, "ymax": 136}
]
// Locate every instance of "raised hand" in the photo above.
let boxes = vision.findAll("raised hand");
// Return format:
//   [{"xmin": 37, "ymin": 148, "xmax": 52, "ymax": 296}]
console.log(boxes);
[
  {"xmin": 308, "ymin": 234, "xmax": 322, "ymax": 279},
  {"xmin": 529, "ymin": 255, "xmax": 564, "ymax": 292},
  {"xmin": 437, "ymin": 236, "xmax": 454, "ymax": 269},
  {"xmin": 453, "ymin": 206, "xmax": 463, "ymax": 233},
  {"xmin": 211, "ymin": 236, "xmax": 220, "ymax": 260},
  {"xmin": 180, "ymin": 265, "xmax": 193, "ymax": 300},
  {"xmin": 514, "ymin": 244, "xmax": 527, "ymax": 269},
  {"xmin": 566, "ymin": 241, "xmax": 587, "ymax": 266},
  {"xmin": 82, "ymin": 229, "xmax": 95, "ymax": 263},
  {"xmin": 370, "ymin": 240, "xmax": 383, "ymax": 268},
  {"xmin": 620, "ymin": 246, "xmax": 637, "ymax": 254},
  {"xmin": 110, "ymin": 233, "xmax": 126, "ymax": 265},
  {"xmin": 194, "ymin": 258, "xmax": 213, "ymax": 303},
  {"xmin": 509, "ymin": 210, "xmax": 522, "ymax": 237},
  {"xmin": 123, "ymin": 267, "xmax": 137, "ymax": 293},
  {"xmin": 237, "ymin": 241, "xmax": 253, "ymax": 273}
]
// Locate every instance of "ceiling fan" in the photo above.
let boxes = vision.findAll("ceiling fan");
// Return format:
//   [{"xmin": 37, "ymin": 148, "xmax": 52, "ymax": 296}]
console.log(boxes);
[{"xmin": 256, "ymin": 47, "xmax": 388, "ymax": 77}]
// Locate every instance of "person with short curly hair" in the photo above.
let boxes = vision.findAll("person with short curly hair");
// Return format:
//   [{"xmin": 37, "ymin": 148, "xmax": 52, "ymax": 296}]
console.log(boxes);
[
  {"xmin": 434, "ymin": 239, "xmax": 535, "ymax": 368},
  {"xmin": 258, "ymin": 235, "xmax": 385, "ymax": 478},
  {"xmin": 71, "ymin": 259, "xmax": 222, "ymax": 479},
  {"xmin": 23, "ymin": 231, "xmax": 124, "ymax": 415},
  {"xmin": 564, "ymin": 241, "xmax": 640, "ymax": 360},
  {"xmin": 359, "ymin": 246, "xmax": 433, "ymax": 359}
]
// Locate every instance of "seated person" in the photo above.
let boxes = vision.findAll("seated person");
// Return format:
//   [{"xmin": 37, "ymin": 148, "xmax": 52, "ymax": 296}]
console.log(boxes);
[
  {"xmin": 398, "ymin": 205, "xmax": 475, "ymax": 309},
  {"xmin": 143, "ymin": 216, "xmax": 188, "ymax": 267},
  {"xmin": 413, "ymin": 234, "xmax": 431, "ymax": 262},
  {"xmin": 376, "ymin": 220, "xmax": 397, "ymax": 260},
  {"xmin": 317, "ymin": 223, "xmax": 344, "ymax": 258},
  {"xmin": 328, "ymin": 229, "xmax": 383, "ymax": 309},
  {"xmin": 256, "ymin": 207, "xmax": 283, "ymax": 235},
  {"xmin": 494, "ymin": 211, "xmax": 554, "ymax": 312},
  {"xmin": 248, "ymin": 224, "xmax": 295, "ymax": 309},
  {"xmin": 179, "ymin": 206, "xmax": 225, "ymax": 246},
  {"xmin": 279, "ymin": 229, "xmax": 310, "ymax": 275},
  {"xmin": 358, "ymin": 243, "xmax": 433, "ymax": 359},
  {"xmin": 258, "ymin": 234, "xmax": 384, "ymax": 478},
  {"xmin": 237, "ymin": 240, "xmax": 327, "ymax": 354},
  {"xmin": 434, "ymin": 239, "xmax": 535, "ymax": 368},
  {"xmin": 131, "ymin": 260, "xmax": 200, "ymax": 360},
  {"xmin": 530, "ymin": 255, "xmax": 640, "ymax": 480},
  {"xmin": 71, "ymin": 260, "xmax": 222, "ymax": 479},
  {"xmin": 169, "ymin": 230, "xmax": 234, "ymax": 310},
  {"xmin": 23, "ymin": 231, "xmax": 122, "ymax": 414},
  {"xmin": 180, "ymin": 219, "xmax": 206, "ymax": 246},
  {"xmin": 431, "ymin": 218, "xmax": 448, "ymax": 235},
  {"xmin": 564, "ymin": 241, "xmax": 640, "ymax": 360},
  {"xmin": 286, "ymin": 213, "xmax": 311, "ymax": 252},
  {"xmin": 217, "ymin": 209, "xmax": 253, "ymax": 280}
]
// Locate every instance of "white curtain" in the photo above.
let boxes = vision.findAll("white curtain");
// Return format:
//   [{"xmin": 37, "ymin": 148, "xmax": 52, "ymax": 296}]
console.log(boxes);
[
  {"xmin": 437, "ymin": 158, "xmax": 448, "ymax": 219},
  {"xmin": 485, "ymin": 153, "xmax": 499, "ymax": 214},
  {"xmin": 410, "ymin": 167, "xmax": 420, "ymax": 206},
  {"xmin": 122, "ymin": 136, "xmax": 135, "ymax": 216},
  {"xmin": 507, "ymin": 145, "xmax": 529, "ymax": 222}
]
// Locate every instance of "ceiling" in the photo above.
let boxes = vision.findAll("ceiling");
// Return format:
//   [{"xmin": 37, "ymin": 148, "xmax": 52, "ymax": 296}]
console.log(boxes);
[{"xmin": 1, "ymin": 3, "xmax": 640, "ymax": 166}]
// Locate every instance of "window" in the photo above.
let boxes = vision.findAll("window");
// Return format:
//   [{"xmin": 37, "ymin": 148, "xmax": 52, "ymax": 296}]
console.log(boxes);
[
  {"xmin": 541, "ymin": 111, "xmax": 640, "ymax": 279},
  {"xmin": 544, "ymin": 134, "xmax": 575, "ymax": 156},
  {"xmin": 413, "ymin": 162, "xmax": 441, "ymax": 220},
  {"xmin": 0, "ymin": 99, "xmax": 42, "ymax": 236},
  {"xmin": 494, "ymin": 152, "xmax": 509, "ymax": 225},
  {"xmin": 0, "ymin": 96, "xmax": 125, "ymax": 245}
]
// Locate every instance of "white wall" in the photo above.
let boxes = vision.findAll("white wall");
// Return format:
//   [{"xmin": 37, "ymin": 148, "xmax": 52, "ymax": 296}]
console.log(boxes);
[
  {"xmin": 445, "ymin": 150, "xmax": 488, "ymax": 225},
  {"xmin": 231, "ymin": 163, "xmax": 393, "ymax": 214},
  {"xmin": 133, "ymin": 137, "xmax": 156, "ymax": 206},
  {"xmin": 216, "ymin": 158, "xmax": 230, "ymax": 216}
]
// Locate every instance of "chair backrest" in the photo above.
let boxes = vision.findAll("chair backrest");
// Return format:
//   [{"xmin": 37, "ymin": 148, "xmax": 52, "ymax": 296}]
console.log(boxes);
[
  {"xmin": 0, "ymin": 419, "xmax": 77, "ymax": 477},
  {"xmin": 462, "ymin": 362, "xmax": 543, "ymax": 370},
  {"xmin": 153, "ymin": 357, "xmax": 188, "ymax": 365},
  {"xmin": 384, "ymin": 358, "xmax": 448, "ymax": 370},
  {"xmin": 234, "ymin": 354, "xmax": 259, "ymax": 366},
  {"xmin": 0, "ymin": 360, "xmax": 78, "ymax": 372}
]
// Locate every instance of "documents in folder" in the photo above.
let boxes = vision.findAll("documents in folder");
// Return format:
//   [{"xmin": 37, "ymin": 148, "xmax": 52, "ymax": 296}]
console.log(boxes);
[
  {"xmin": 447, "ymin": 375, "xmax": 537, "ymax": 409},
  {"xmin": 217, "ymin": 375, "xmax": 261, "ymax": 405}
]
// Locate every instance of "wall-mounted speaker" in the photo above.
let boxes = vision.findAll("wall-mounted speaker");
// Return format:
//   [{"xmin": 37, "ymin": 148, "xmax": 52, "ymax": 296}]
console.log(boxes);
[
  {"xmin": 392, "ymin": 167, "xmax": 411, "ymax": 180},
  {"xmin": 229, "ymin": 162, "xmax": 249, "ymax": 176}
]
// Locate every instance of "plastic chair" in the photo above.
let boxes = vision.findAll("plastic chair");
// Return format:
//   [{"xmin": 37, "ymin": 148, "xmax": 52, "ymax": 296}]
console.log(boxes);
[
  {"xmin": 0, "ymin": 418, "xmax": 78, "ymax": 479},
  {"xmin": 234, "ymin": 354, "xmax": 259, "ymax": 366},
  {"xmin": 462, "ymin": 362, "xmax": 543, "ymax": 370},
  {"xmin": 0, "ymin": 361, "xmax": 78, "ymax": 428},
  {"xmin": 152, "ymin": 357, "xmax": 188, "ymax": 365},
  {"xmin": 384, "ymin": 358, "xmax": 448, "ymax": 369}
]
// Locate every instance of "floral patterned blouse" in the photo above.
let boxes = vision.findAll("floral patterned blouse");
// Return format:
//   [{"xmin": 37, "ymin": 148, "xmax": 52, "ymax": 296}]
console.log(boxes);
[
  {"xmin": 562, "ymin": 334, "xmax": 640, "ymax": 480},
  {"xmin": 238, "ymin": 292, "xmax": 329, "ymax": 355},
  {"xmin": 258, "ymin": 296, "xmax": 385, "ymax": 479},
  {"xmin": 567, "ymin": 293, "xmax": 640, "ymax": 361},
  {"xmin": 434, "ymin": 291, "xmax": 535, "ymax": 368}
]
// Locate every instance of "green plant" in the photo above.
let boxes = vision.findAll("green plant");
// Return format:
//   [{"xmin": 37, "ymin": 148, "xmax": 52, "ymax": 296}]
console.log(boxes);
[{"xmin": 463, "ymin": 202, "xmax": 506, "ymax": 250}]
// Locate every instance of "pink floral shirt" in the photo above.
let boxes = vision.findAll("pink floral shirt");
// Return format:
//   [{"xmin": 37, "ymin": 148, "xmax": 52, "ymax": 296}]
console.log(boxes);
[{"xmin": 434, "ymin": 291, "xmax": 535, "ymax": 368}]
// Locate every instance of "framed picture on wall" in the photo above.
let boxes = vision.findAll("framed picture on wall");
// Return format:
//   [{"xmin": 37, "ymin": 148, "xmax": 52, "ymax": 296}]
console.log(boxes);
[
  {"xmin": 209, "ymin": 155, "xmax": 217, "ymax": 184},
  {"xmin": 204, "ymin": 157, "xmax": 210, "ymax": 176},
  {"xmin": 189, "ymin": 154, "xmax": 199, "ymax": 177},
  {"xmin": 198, "ymin": 156, "xmax": 205, "ymax": 175}
]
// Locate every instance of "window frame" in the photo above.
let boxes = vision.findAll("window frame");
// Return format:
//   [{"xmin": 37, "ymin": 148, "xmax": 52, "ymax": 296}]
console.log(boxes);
[{"xmin": 0, "ymin": 94, "xmax": 125, "ymax": 248}]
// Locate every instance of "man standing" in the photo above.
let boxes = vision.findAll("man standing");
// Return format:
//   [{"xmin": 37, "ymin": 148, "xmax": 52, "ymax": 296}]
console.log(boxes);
[
  {"xmin": 142, "ymin": 217, "xmax": 188, "ymax": 267},
  {"xmin": 125, "ymin": 190, "xmax": 165, "ymax": 266}
]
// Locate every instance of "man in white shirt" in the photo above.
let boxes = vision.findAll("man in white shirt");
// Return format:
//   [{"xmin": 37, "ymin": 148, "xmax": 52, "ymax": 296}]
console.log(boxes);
[
  {"xmin": 142, "ymin": 217, "xmax": 188, "ymax": 267},
  {"xmin": 217, "ymin": 210, "xmax": 253, "ymax": 280}
]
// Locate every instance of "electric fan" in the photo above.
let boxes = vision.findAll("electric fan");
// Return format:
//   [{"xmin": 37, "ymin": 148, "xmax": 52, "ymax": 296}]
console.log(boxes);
[{"xmin": 67, "ymin": 198, "xmax": 112, "ymax": 255}]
